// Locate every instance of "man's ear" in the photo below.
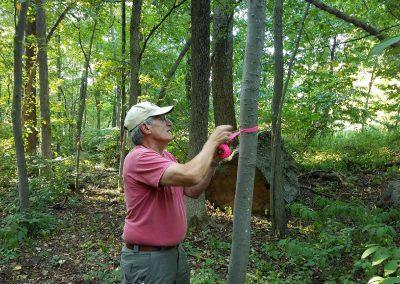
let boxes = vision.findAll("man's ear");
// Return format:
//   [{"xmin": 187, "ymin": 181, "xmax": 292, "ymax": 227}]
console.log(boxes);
[{"xmin": 140, "ymin": 123, "xmax": 151, "ymax": 134}]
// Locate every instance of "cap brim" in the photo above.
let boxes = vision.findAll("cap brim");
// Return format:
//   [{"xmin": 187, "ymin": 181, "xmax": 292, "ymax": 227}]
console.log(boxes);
[{"xmin": 152, "ymin": 105, "xmax": 174, "ymax": 116}]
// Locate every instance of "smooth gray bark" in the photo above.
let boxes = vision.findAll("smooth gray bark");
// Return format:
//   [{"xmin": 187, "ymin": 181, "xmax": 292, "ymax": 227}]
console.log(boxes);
[
  {"xmin": 186, "ymin": 0, "xmax": 211, "ymax": 224},
  {"xmin": 270, "ymin": 0, "xmax": 287, "ymax": 238},
  {"xmin": 13, "ymin": 0, "xmax": 30, "ymax": 211},
  {"xmin": 36, "ymin": 0, "xmax": 52, "ymax": 159},
  {"xmin": 227, "ymin": 0, "xmax": 266, "ymax": 282},
  {"xmin": 129, "ymin": 0, "xmax": 142, "ymax": 106}
]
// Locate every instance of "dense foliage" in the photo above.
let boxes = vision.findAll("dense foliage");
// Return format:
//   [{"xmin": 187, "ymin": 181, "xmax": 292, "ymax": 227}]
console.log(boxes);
[{"xmin": 0, "ymin": 0, "xmax": 400, "ymax": 282}]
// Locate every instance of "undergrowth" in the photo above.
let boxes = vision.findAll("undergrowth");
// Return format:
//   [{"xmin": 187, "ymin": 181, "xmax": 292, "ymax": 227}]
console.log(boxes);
[
  {"xmin": 1, "ymin": 129, "xmax": 400, "ymax": 282},
  {"xmin": 288, "ymin": 129, "xmax": 400, "ymax": 172}
]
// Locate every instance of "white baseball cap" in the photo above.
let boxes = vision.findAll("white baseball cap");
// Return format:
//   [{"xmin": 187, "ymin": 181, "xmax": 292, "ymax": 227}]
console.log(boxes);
[{"xmin": 124, "ymin": 101, "xmax": 174, "ymax": 131}]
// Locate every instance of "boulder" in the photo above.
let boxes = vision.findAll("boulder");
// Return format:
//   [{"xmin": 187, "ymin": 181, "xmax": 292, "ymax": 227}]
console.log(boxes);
[
  {"xmin": 206, "ymin": 131, "xmax": 299, "ymax": 215},
  {"xmin": 378, "ymin": 180, "xmax": 400, "ymax": 209}
]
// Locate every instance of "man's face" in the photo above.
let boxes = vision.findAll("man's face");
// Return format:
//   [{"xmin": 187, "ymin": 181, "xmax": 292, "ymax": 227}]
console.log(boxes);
[{"xmin": 147, "ymin": 114, "xmax": 173, "ymax": 142}]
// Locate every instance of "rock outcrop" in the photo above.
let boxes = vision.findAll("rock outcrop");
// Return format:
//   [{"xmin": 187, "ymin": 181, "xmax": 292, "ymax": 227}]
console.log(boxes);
[{"xmin": 206, "ymin": 131, "xmax": 299, "ymax": 215}]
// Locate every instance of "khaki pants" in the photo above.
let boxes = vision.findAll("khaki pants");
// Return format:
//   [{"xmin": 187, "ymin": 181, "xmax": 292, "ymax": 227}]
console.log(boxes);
[{"xmin": 120, "ymin": 244, "xmax": 190, "ymax": 284}]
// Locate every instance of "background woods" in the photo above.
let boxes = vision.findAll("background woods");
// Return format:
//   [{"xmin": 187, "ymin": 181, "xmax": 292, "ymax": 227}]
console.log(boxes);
[{"xmin": 1, "ymin": 0, "xmax": 400, "ymax": 283}]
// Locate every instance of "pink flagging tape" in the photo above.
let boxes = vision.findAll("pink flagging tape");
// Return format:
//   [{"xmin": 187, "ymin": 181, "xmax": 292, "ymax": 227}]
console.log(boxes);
[
  {"xmin": 228, "ymin": 126, "xmax": 259, "ymax": 141},
  {"xmin": 217, "ymin": 126, "xmax": 259, "ymax": 158}
]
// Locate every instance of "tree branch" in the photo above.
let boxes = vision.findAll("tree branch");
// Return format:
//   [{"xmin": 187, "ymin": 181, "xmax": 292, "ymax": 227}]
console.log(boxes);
[
  {"xmin": 305, "ymin": 0, "xmax": 400, "ymax": 48},
  {"xmin": 139, "ymin": 0, "xmax": 188, "ymax": 63},
  {"xmin": 47, "ymin": 3, "xmax": 74, "ymax": 42},
  {"xmin": 304, "ymin": 0, "xmax": 385, "ymax": 40},
  {"xmin": 282, "ymin": 2, "xmax": 310, "ymax": 101},
  {"xmin": 158, "ymin": 38, "xmax": 191, "ymax": 104}
]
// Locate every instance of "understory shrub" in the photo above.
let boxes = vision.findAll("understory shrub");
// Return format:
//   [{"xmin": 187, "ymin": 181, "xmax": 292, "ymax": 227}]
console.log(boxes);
[{"xmin": 0, "ymin": 211, "xmax": 55, "ymax": 262}]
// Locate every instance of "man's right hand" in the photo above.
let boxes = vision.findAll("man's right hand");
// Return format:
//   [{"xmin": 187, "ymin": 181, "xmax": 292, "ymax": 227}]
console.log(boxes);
[{"xmin": 207, "ymin": 125, "xmax": 233, "ymax": 147}]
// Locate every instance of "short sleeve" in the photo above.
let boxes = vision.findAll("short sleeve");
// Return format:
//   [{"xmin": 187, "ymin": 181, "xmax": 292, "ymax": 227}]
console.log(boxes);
[{"xmin": 133, "ymin": 151, "xmax": 176, "ymax": 188}]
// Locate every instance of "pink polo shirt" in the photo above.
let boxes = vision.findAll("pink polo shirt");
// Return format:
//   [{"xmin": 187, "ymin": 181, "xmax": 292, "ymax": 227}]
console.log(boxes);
[{"xmin": 122, "ymin": 145, "xmax": 187, "ymax": 246}]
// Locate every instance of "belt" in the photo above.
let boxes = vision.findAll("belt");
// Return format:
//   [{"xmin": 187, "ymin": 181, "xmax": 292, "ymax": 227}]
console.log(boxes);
[{"xmin": 125, "ymin": 243, "xmax": 177, "ymax": 252}]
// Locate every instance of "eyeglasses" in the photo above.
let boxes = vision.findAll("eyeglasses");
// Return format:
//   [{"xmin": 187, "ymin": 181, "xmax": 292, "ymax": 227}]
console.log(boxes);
[{"xmin": 153, "ymin": 114, "xmax": 168, "ymax": 122}]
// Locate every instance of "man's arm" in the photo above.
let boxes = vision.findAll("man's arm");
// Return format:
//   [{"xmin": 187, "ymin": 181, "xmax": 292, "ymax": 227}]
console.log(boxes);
[
  {"xmin": 184, "ymin": 161, "xmax": 219, "ymax": 199},
  {"xmin": 160, "ymin": 125, "xmax": 232, "ymax": 187}
]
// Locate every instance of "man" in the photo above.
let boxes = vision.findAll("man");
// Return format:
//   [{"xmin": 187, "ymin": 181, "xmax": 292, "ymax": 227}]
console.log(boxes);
[{"xmin": 121, "ymin": 101, "xmax": 232, "ymax": 283}]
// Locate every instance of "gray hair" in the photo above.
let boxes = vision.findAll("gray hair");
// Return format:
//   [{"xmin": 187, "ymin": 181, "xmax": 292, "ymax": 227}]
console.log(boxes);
[{"xmin": 130, "ymin": 117, "xmax": 153, "ymax": 145}]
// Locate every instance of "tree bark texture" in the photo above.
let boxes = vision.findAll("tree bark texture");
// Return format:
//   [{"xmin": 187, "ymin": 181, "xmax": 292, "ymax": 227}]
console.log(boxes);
[
  {"xmin": 270, "ymin": 0, "xmax": 287, "ymax": 238},
  {"xmin": 23, "ymin": 16, "xmax": 38, "ymax": 154},
  {"xmin": 186, "ymin": 0, "xmax": 211, "ymax": 224},
  {"xmin": 212, "ymin": 1, "xmax": 237, "ymax": 129},
  {"xmin": 185, "ymin": 51, "xmax": 191, "ymax": 102},
  {"xmin": 227, "ymin": 0, "xmax": 266, "ymax": 282},
  {"xmin": 119, "ymin": 0, "xmax": 127, "ymax": 191},
  {"xmin": 75, "ymin": 20, "xmax": 97, "ymax": 190},
  {"xmin": 36, "ymin": 0, "xmax": 52, "ymax": 159},
  {"xmin": 13, "ymin": 0, "xmax": 30, "ymax": 211},
  {"xmin": 129, "ymin": 0, "xmax": 142, "ymax": 107}
]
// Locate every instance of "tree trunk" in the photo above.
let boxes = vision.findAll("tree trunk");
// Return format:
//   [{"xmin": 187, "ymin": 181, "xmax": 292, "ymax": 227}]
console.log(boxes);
[
  {"xmin": 118, "ymin": 0, "xmax": 127, "ymax": 191},
  {"xmin": 212, "ymin": 1, "xmax": 237, "ymax": 129},
  {"xmin": 362, "ymin": 62, "xmax": 377, "ymax": 131},
  {"xmin": 185, "ymin": 51, "xmax": 191, "ymax": 102},
  {"xmin": 94, "ymin": 90, "xmax": 101, "ymax": 129},
  {"xmin": 129, "ymin": 0, "xmax": 142, "ymax": 107},
  {"xmin": 23, "ymin": 16, "xmax": 38, "ymax": 155},
  {"xmin": 55, "ymin": 33, "xmax": 63, "ymax": 155},
  {"xmin": 270, "ymin": 0, "xmax": 287, "ymax": 238},
  {"xmin": 13, "ymin": 0, "xmax": 30, "ymax": 212},
  {"xmin": 186, "ymin": 0, "xmax": 211, "ymax": 225},
  {"xmin": 75, "ymin": 20, "xmax": 97, "ymax": 190},
  {"xmin": 227, "ymin": 0, "xmax": 266, "ymax": 282},
  {"xmin": 110, "ymin": 4, "xmax": 120, "ymax": 128},
  {"xmin": 36, "ymin": 0, "xmax": 52, "ymax": 160}
]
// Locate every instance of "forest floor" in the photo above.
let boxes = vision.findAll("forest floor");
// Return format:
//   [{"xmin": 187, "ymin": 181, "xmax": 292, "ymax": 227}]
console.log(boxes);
[{"xmin": 0, "ymin": 164, "xmax": 392, "ymax": 283}]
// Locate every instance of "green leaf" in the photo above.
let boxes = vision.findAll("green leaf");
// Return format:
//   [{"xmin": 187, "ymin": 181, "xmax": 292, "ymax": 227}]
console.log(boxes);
[
  {"xmin": 381, "ymin": 277, "xmax": 400, "ymax": 284},
  {"xmin": 372, "ymin": 250, "xmax": 391, "ymax": 266},
  {"xmin": 384, "ymin": 260, "xmax": 399, "ymax": 277},
  {"xmin": 370, "ymin": 36, "xmax": 400, "ymax": 56},
  {"xmin": 368, "ymin": 276, "xmax": 384, "ymax": 284},
  {"xmin": 362, "ymin": 246, "xmax": 380, "ymax": 259}
]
